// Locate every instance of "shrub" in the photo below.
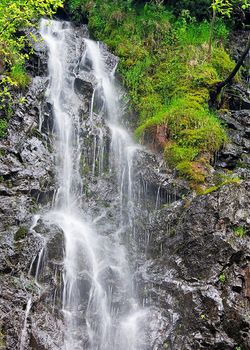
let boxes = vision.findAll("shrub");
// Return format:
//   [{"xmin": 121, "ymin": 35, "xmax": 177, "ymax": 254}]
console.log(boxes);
[
  {"xmin": 164, "ymin": 143, "xmax": 199, "ymax": 167},
  {"xmin": 9, "ymin": 64, "xmax": 30, "ymax": 89},
  {"xmin": 67, "ymin": 0, "xmax": 236, "ymax": 183},
  {"xmin": 234, "ymin": 226, "xmax": 246, "ymax": 238},
  {"xmin": 0, "ymin": 119, "xmax": 7, "ymax": 138},
  {"xmin": 176, "ymin": 161, "xmax": 207, "ymax": 183}
]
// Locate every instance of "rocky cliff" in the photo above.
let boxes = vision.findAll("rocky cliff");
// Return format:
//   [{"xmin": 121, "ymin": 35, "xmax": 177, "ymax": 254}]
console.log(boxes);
[{"xmin": 0, "ymin": 22, "xmax": 249, "ymax": 350}]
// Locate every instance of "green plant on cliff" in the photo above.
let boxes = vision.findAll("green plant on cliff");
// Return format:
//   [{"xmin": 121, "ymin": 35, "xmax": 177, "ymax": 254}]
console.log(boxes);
[
  {"xmin": 67, "ymin": 0, "xmax": 243, "ymax": 183},
  {"xmin": 234, "ymin": 225, "xmax": 246, "ymax": 238},
  {"xmin": 208, "ymin": 0, "xmax": 250, "ymax": 62},
  {"xmin": 0, "ymin": 328, "xmax": 5, "ymax": 350},
  {"xmin": 0, "ymin": 0, "xmax": 63, "ymax": 137},
  {"xmin": 219, "ymin": 272, "xmax": 226, "ymax": 283}
]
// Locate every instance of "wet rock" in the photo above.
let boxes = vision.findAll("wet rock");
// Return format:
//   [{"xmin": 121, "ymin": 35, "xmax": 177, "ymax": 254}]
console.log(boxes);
[
  {"xmin": 0, "ymin": 20, "xmax": 249, "ymax": 350},
  {"xmin": 142, "ymin": 181, "xmax": 250, "ymax": 349},
  {"xmin": 0, "ymin": 40, "xmax": 57, "ymax": 349},
  {"xmin": 74, "ymin": 74, "xmax": 94, "ymax": 101},
  {"xmin": 223, "ymin": 85, "xmax": 250, "ymax": 111},
  {"xmin": 217, "ymin": 109, "xmax": 250, "ymax": 170},
  {"xmin": 29, "ymin": 310, "xmax": 64, "ymax": 350}
]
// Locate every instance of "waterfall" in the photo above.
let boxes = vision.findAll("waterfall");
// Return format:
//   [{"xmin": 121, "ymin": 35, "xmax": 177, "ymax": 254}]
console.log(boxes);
[
  {"xmin": 19, "ymin": 298, "xmax": 32, "ymax": 350},
  {"xmin": 39, "ymin": 19, "xmax": 148, "ymax": 350}
]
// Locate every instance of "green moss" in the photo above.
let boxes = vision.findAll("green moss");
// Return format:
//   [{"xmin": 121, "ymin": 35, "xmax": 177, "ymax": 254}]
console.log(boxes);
[
  {"xmin": 219, "ymin": 272, "xmax": 226, "ymax": 283},
  {"xmin": 67, "ymin": 0, "xmax": 237, "ymax": 184},
  {"xmin": 0, "ymin": 119, "xmax": 8, "ymax": 138},
  {"xmin": 164, "ymin": 143, "xmax": 199, "ymax": 167},
  {"xmin": 0, "ymin": 328, "xmax": 5, "ymax": 350},
  {"xmin": 14, "ymin": 226, "xmax": 28, "ymax": 241},
  {"xmin": 234, "ymin": 226, "xmax": 246, "ymax": 238},
  {"xmin": 176, "ymin": 160, "xmax": 207, "ymax": 183},
  {"xmin": 136, "ymin": 93, "xmax": 227, "ymax": 179},
  {"xmin": 211, "ymin": 47, "xmax": 236, "ymax": 79},
  {"xmin": 9, "ymin": 64, "xmax": 30, "ymax": 89},
  {"xmin": 197, "ymin": 176, "xmax": 241, "ymax": 195}
]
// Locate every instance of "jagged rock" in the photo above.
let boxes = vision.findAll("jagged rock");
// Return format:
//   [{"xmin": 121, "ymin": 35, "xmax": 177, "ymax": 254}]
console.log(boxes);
[
  {"xmin": 0, "ymin": 20, "xmax": 249, "ymax": 350},
  {"xmin": 223, "ymin": 85, "xmax": 250, "ymax": 110},
  {"xmin": 217, "ymin": 109, "xmax": 250, "ymax": 170},
  {"xmin": 74, "ymin": 75, "xmax": 94, "ymax": 101},
  {"xmin": 142, "ymin": 182, "xmax": 250, "ymax": 349},
  {"xmin": 0, "ymin": 32, "xmax": 59, "ymax": 350}
]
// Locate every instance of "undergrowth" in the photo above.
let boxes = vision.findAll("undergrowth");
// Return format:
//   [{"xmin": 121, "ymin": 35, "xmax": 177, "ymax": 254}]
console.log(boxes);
[
  {"xmin": 68, "ymin": 1, "xmax": 239, "ymax": 183},
  {"xmin": 0, "ymin": 0, "xmax": 63, "ymax": 137}
]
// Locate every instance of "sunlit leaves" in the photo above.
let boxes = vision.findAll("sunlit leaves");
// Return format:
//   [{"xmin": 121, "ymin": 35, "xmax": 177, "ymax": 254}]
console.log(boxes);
[
  {"xmin": 0, "ymin": 0, "xmax": 63, "ymax": 133},
  {"xmin": 0, "ymin": 0, "xmax": 63, "ymax": 66},
  {"xmin": 211, "ymin": 0, "xmax": 250, "ymax": 17}
]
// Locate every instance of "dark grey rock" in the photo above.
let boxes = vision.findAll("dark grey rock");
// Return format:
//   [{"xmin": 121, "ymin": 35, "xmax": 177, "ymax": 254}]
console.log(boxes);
[{"xmin": 142, "ymin": 182, "xmax": 250, "ymax": 349}]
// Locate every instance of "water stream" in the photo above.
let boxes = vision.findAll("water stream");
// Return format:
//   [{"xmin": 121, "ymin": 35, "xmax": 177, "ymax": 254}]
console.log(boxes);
[
  {"xmin": 38, "ymin": 19, "xmax": 148, "ymax": 350},
  {"xmin": 20, "ymin": 298, "xmax": 32, "ymax": 350}
]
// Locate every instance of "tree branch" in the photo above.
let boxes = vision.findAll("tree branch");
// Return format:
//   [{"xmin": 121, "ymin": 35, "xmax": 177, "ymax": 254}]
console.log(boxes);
[{"xmin": 210, "ymin": 32, "xmax": 250, "ymax": 106}]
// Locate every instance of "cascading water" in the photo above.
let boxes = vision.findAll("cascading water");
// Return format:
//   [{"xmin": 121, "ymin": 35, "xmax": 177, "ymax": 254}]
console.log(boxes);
[{"xmin": 38, "ymin": 19, "xmax": 148, "ymax": 350}]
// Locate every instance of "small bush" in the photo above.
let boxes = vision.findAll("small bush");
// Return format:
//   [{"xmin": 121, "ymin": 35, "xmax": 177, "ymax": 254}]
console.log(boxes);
[
  {"xmin": 234, "ymin": 226, "xmax": 246, "ymax": 238},
  {"xmin": 219, "ymin": 272, "xmax": 226, "ymax": 283},
  {"xmin": 68, "ymin": 0, "xmax": 236, "ymax": 183},
  {"xmin": 164, "ymin": 143, "xmax": 198, "ymax": 167},
  {"xmin": 0, "ymin": 119, "xmax": 8, "ymax": 138},
  {"xmin": 9, "ymin": 64, "xmax": 30, "ymax": 89},
  {"xmin": 176, "ymin": 160, "xmax": 207, "ymax": 182},
  {"xmin": 14, "ymin": 226, "xmax": 28, "ymax": 241}
]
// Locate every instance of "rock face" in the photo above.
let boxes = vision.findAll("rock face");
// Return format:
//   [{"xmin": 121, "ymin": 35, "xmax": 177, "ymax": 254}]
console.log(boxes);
[
  {"xmin": 142, "ymin": 181, "xmax": 250, "ymax": 349},
  {"xmin": 0, "ymin": 29, "xmax": 64, "ymax": 349},
  {"xmin": 138, "ymin": 29, "xmax": 250, "ymax": 350},
  {"xmin": 0, "ymin": 23, "xmax": 96, "ymax": 349},
  {"xmin": 0, "ymin": 21, "xmax": 249, "ymax": 350}
]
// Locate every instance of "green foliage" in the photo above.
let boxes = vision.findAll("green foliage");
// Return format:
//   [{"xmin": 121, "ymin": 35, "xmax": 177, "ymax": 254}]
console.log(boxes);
[
  {"xmin": 234, "ymin": 225, "xmax": 246, "ymax": 238},
  {"xmin": 176, "ymin": 160, "xmax": 207, "ymax": 183},
  {"xmin": 0, "ymin": 119, "xmax": 8, "ymax": 138},
  {"xmin": 9, "ymin": 64, "xmax": 30, "ymax": 89},
  {"xmin": 0, "ymin": 0, "xmax": 63, "ymax": 138},
  {"xmin": 67, "ymin": 0, "xmax": 238, "ymax": 183},
  {"xmin": 14, "ymin": 226, "xmax": 28, "ymax": 241},
  {"xmin": 211, "ymin": 0, "xmax": 250, "ymax": 16},
  {"xmin": 167, "ymin": 0, "xmax": 211, "ymax": 19},
  {"xmin": 0, "ymin": 0, "xmax": 63, "ymax": 67},
  {"xmin": 197, "ymin": 174, "xmax": 241, "ymax": 194},
  {"xmin": 219, "ymin": 272, "xmax": 226, "ymax": 283}
]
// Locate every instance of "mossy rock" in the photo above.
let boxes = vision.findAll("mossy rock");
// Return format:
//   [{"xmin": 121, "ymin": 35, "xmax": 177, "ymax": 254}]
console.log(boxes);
[
  {"xmin": 0, "ymin": 329, "xmax": 5, "ymax": 350},
  {"xmin": 176, "ymin": 160, "xmax": 207, "ymax": 183},
  {"xmin": 14, "ymin": 226, "xmax": 28, "ymax": 241}
]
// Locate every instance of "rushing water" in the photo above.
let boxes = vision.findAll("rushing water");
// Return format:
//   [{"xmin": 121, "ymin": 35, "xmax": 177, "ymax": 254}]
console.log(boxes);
[
  {"xmin": 20, "ymin": 298, "xmax": 32, "ymax": 350},
  {"xmin": 39, "ymin": 19, "xmax": 148, "ymax": 350}
]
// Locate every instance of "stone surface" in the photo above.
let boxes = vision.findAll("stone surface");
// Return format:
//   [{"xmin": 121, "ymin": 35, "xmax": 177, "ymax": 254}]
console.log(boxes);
[
  {"xmin": 0, "ymin": 22, "xmax": 250, "ymax": 350},
  {"xmin": 141, "ymin": 182, "xmax": 250, "ymax": 349}
]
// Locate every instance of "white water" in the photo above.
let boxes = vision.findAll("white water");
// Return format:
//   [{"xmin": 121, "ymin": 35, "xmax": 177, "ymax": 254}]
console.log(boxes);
[
  {"xmin": 20, "ymin": 298, "xmax": 32, "ymax": 350},
  {"xmin": 40, "ymin": 20, "xmax": 147, "ymax": 350}
]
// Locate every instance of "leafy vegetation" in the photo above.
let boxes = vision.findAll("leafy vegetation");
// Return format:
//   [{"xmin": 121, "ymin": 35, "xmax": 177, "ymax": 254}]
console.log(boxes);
[
  {"xmin": 0, "ymin": 0, "xmax": 63, "ymax": 137},
  {"xmin": 1, "ymin": 0, "xmax": 248, "ymax": 186},
  {"xmin": 219, "ymin": 272, "xmax": 226, "ymax": 283},
  {"xmin": 208, "ymin": 0, "xmax": 250, "ymax": 59},
  {"xmin": 197, "ymin": 174, "xmax": 241, "ymax": 194},
  {"xmin": 233, "ymin": 225, "xmax": 246, "ymax": 238},
  {"xmin": 14, "ymin": 226, "xmax": 28, "ymax": 241},
  {"xmin": 66, "ymin": 0, "xmax": 242, "ymax": 183}
]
